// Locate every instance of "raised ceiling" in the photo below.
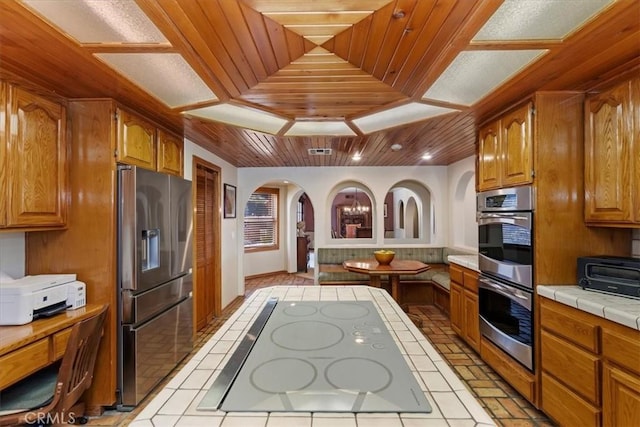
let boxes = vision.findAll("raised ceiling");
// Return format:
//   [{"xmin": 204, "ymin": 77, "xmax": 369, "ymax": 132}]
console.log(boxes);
[{"xmin": 1, "ymin": 0, "xmax": 639, "ymax": 167}]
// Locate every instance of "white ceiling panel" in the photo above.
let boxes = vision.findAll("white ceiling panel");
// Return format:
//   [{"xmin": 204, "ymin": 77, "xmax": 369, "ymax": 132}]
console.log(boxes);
[
  {"xmin": 353, "ymin": 103, "xmax": 458, "ymax": 135},
  {"xmin": 21, "ymin": 0, "xmax": 167, "ymax": 43},
  {"xmin": 186, "ymin": 104, "xmax": 288, "ymax": 135},
  {"xmin": 423, "ymin": 50, "xmax": 547, "ymax": 106},
  {"xmin": 95, "ymin": 53, "xmax": 217, "ymax": 108},
  {"xmin": 473, "ymin": 0, "xmax": 613, "ymax": 41},
  {"xmin": 285, "ymin": 121, "xmax": 356, "ymax": 136}
]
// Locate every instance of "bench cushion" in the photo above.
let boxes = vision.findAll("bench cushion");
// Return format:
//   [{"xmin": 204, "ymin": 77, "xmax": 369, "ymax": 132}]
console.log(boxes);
[{"xmin": 431, "ymin": 272, "xmax": 451, "ymax": 291}]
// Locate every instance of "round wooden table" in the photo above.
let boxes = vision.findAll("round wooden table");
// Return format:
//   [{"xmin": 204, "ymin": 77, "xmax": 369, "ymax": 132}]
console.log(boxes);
[{"xmin": 342, "ymin": 259, "xmax": 431, "ymax": 302}]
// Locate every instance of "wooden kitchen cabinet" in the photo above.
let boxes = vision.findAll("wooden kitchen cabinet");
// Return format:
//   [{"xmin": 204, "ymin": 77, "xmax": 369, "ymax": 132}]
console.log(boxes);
[
  {"xmin": 601, "ymin": 325, "xmax": 640, "ymax": 427},
  {"xmin": 116, "ymin": 107, "xmax": 156, "ymax": 170},
  {"xmin": 477, "ymin": 102, "xmax": 533, "ymax": 191},
  {"xmin": 449, "ymin": 280, "xmax": 463, "ymax": 335},
  {"xmin": 449, "ymin": 263, "xmax": 480, "ymax": 352},
  {"xmin": 540, "ymin": 296, "xmax": 640, "ymax": 427},
  {"xmin": 116, "ymin": 108, "xmax": 184, "ymax": 177},
  {"xmin": 477, "ymin": 119, "xmax": 501, "ymax": 190},
  {"xmin": 0, "ymin": 83, "xmax": 67, "ymax": 229},
  {"xmin": 157, "ymin": 128, "xmax": 184, "ymax": 177},
  {"xmin": 602, "ymin": 364, "xmax": 640, "ymax": 427},
  {"xmin": 584, "ymin": 76, "xmax": 638, "ymax": 225}
]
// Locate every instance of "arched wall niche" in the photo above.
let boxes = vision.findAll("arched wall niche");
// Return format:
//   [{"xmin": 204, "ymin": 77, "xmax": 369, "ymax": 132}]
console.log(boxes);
[
  {"xmin": 452, "ymin": 170, "xmax": 476, "ymax": 249},
  {"xmin": 327, "ymin": 181, "xmax": 375, "ymax": 241},
  {"xmin": 383, "ymin": 180, "xmax": 434, "ymax": 243}
]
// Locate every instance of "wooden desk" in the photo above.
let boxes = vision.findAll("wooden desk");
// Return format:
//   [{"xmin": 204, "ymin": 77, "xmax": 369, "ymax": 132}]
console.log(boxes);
[
  {"xmin": 0, "ymin": 304, "xmax": 104, "ymax": 391},
  {"xmin": 343, "ymin": 259, "xmax": 430, "ymax": 302}
]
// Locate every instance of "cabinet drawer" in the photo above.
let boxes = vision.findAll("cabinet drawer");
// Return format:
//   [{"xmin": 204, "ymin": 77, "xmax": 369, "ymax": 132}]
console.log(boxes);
[
  {"xmin": 480, "ymin": 338, "xmax": 536, "ymax": 404},
  {"xmin": 540, "ymin": 298, "xmax": 599, "ymax": 352},
  {"xmin": 449, "ymin": 264, "xmax": 463, "ymax": 285},
  {"xmin": 541, "ymin": 330, "xmax": 600, "ymax": 404},
  {"xmin": 463, "ymin": 271, "xmax": 478, "ymax": 292},
  {"xmin": 602, "ymin": 327, "xmax": 640, "ymax": 375},
  {"xmin": 52, "ymin": 327, "xmax": 73, "ymax": 360},
  {"xmin": 542, "ymin": 372, "xmax": 601, "ymax": 427},
  {"xmin": 0, "ymin": 338, "xmax": 50, "ymax": 389}
]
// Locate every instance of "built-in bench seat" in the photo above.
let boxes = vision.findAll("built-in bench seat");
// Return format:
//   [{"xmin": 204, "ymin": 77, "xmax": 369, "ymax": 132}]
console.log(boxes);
[{"xmin": 317, "ymin": 247, "xmax": 475, "ymax": 312}]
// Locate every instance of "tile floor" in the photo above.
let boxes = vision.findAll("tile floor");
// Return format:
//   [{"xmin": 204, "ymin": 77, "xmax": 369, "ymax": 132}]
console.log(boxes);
[{"xmin": 87, "ymin": 273, "xmax": 554, "ymax": 427}]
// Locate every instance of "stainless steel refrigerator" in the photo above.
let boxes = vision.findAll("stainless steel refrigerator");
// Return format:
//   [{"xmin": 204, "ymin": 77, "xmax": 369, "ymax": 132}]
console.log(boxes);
[{"xmin": 117, "ymin": 165, "xmax": 193, "ymax": 408}]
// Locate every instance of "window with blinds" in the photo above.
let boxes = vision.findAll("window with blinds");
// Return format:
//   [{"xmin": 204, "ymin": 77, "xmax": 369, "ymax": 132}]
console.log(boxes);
[{"xmin": 244, "ymin": 187, "xmax": 279, "ymax": 251}]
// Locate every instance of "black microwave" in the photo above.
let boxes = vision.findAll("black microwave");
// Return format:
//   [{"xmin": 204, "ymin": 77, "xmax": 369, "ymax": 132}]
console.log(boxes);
[{"xmin": 577, "ymin": 256, "xmax": 640, "ymax": 299}]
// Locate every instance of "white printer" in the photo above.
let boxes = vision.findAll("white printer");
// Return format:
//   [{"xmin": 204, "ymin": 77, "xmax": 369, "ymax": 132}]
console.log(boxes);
[{"xmin": 0, "ymin": 274, "xmax": 86, "ymax": 325}]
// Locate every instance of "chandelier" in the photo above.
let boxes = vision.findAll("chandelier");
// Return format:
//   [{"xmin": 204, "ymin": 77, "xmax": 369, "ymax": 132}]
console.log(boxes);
[{"xmin": 343, "ymin": 188, "xmax": 370, "ymax": 215}]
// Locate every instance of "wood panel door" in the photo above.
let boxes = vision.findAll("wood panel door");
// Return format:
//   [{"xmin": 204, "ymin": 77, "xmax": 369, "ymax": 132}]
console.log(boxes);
[
  {"xmin": 116, "ymin": 108, "xmax": 156, "ymax": 170},
  {"xmin": 602, "ymin": 364, "xmax": 640, "ymax": 427},
  {"xmin": 194, "ymin": 158, "xmax": 222, "ymax": 331},
  {"xmin": 157, "ymin": 129, "xmax": 183, "ymax": 177},
  {"xmin": 501, "ymin": 102, "xmax": 533, "ymax": 187},
  {"xmin": 584, "ymin": 80, "xmax": 633, "ymax": 223},
  {"xmin": 477, "ymin": 120, "xmax": 501, "ymax": 191},
  {"xmin": 6, "ymin": 86, "xmax": 67, "ymax": 227},
  {"xmin": 449, "ymin": 282, "xmax": 463, "ymax": 336},
  {"xmin": 632, "ymin": 77, "xmax": 640, "ymax": 223},
  {"xmin": 463, "ymin": 290, "xmax": 479, "ymax": 352}
]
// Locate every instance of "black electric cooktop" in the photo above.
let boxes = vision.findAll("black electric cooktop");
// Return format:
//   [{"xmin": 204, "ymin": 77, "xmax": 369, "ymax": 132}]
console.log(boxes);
[{"xmin": 198, "ymin": 299, "xmax": 432, "ymax": 413}]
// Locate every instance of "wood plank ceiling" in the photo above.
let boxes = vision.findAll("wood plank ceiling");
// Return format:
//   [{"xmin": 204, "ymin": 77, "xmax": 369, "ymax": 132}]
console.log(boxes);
[{"xmin": 0, "ymin": 0, "xmax": 638, "ymax": 167}]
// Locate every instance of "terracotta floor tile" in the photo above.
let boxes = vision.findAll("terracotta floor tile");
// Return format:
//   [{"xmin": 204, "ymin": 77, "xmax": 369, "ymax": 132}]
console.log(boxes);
[
  {"xmin": 475, "ymin": 387, "xmax": 509, "ymax": 398},
  {"xmin": 498, "ymin": 397, "xmax": 531, "ymax": 419},
  {"xmin": 483, "ymin": 397, "xmax": 512, "ymax": 418},
  {"xmin": 468, "ymin": 379, "xmax": 498, "ymax": 388}
]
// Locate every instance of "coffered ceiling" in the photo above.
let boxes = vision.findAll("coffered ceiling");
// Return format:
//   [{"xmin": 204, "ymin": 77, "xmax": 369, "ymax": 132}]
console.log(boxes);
[{"xmin": 0, "ymin": 0, "xmax": 638, "ymax": 167}]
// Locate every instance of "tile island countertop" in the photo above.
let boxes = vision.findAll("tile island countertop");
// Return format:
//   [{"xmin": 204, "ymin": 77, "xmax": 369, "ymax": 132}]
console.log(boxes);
[{"xmin": 130, "ymin": 286, "xmax": 495, "ymax": 427}]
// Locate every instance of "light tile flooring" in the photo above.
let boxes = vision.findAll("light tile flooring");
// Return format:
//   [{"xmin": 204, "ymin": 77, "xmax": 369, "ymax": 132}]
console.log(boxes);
[{"xmin": 87, "ymin": 273, "xmax": 554, "ymax": 427}]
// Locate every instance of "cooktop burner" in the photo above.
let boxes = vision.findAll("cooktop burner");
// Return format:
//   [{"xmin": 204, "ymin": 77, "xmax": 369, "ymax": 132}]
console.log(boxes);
[{"xmin": 198, "ymin": 300, "xmax": 431, "ymax": 413}]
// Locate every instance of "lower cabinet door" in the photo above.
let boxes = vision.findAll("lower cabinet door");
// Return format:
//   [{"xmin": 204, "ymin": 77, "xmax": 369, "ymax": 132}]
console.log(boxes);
[
  {"xmin": 449, "ymin": 282, "xmax": 463, "ymax": 335},
  {"xmin": 602, "ymin": 364, "xmax": 640, "ymax": 427}
]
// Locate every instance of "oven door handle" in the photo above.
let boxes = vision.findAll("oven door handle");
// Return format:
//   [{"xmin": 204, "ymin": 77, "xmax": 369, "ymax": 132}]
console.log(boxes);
[
  {"xmin": 479, "ymin": 277, "xmax": 532, "ymax": 310},
  {"xmin": 477, "ymin": 212, "xmax": 532, "ymax": 227}
]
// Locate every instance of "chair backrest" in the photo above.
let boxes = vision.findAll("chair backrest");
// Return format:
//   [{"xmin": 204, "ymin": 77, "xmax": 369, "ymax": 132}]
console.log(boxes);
[{"xmin": 56, "ymin": 305, "xmax": 108, "ymax": 412}]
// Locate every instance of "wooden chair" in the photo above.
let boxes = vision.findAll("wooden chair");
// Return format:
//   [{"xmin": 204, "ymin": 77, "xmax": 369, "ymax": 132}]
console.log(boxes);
[{"xmin": 0, "ymin": 305, "xmax": 108, "ymax": 426}]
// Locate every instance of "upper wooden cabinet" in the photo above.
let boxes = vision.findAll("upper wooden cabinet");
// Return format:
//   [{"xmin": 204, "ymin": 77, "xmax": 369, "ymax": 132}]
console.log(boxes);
[
  {"xmin": 116, "ymin": 108, "xmax": 156, "ymax": 170},
  {"xmin": 584, "ymin": 76, "xmax": 639, "ymax": 226},
  {"xmin": 157, "ymin": 128, "xmax": 184, "ymax": 177},
  {"xmin": 0, "ymin": 83, "xmax": 67, "ymax": 229},
  {"xmin": 477, "ymin": 102, "xmax": 533, "ymax": 191},
  {"xmin": 116, "ymin": 108, "xmax": 184, "ymax": 177},
  {"xmin": 477, "ymin": 120, "xmax": 501, "ymax": 190}
]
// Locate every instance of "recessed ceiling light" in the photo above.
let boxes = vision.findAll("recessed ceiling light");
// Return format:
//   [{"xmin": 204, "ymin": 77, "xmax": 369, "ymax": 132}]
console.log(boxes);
[
  {"xmin": 391, "ymin": 144, "xmax": 403, "ymax": 151},
  {"xmin": 422, "ymin": 153, "xmax": 432, "ymax": 160},
  {"xmin": 352, "ymin": 153, "xmax": 362, "ymax": 161}
]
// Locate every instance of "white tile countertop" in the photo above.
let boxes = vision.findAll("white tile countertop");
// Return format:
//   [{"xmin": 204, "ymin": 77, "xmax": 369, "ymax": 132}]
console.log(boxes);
[
  {"xmin": 447, "ymin": 255, "xmax": 479, "ymax": 272},
  {"xmin": 537, "ymin": 285, "xmax": 640, "ymax": 330},
  {"xmin": 130, "ymin": 286, "xmax": 495, "ymax": 427}
]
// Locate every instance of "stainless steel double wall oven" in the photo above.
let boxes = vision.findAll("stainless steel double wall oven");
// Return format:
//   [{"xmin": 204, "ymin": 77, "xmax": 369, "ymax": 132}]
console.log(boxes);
[{"xmin": 477, "ymin": 185, "xmax": 534, "ymax": 370}]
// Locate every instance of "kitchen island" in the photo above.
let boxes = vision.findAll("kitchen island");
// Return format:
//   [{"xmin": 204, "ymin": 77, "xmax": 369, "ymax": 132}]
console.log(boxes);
[{"xmin": 130, "ymin": 286, "xmax": 495, "ymax": 426}]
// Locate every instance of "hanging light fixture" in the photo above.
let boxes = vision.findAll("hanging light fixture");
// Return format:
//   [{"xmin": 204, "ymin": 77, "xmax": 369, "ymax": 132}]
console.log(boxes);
[{"xmin": 343, "ymin": 188, "xmax": 370, "ymax": 215}]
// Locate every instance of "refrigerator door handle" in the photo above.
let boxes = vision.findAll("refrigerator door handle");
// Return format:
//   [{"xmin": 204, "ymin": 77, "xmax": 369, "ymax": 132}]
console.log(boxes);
[{"xmin": 118, "ymin": 165, "xmax": 136, "ymax": 291}]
